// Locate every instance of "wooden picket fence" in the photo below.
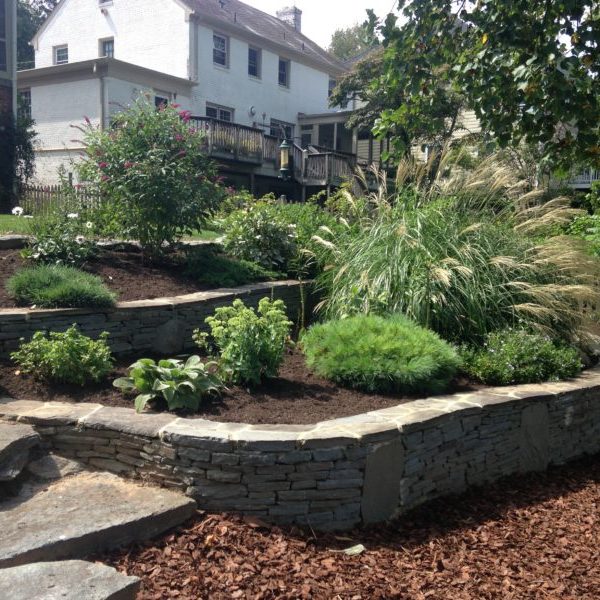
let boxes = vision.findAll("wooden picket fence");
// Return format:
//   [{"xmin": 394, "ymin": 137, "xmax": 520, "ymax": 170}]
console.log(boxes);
[{"xmin": 19, "ymin": 184, "xmax": 102, "ymax": 216}]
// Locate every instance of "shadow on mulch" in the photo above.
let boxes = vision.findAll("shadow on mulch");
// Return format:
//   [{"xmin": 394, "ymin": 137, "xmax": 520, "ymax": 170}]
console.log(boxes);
[{"xmin": 99, "ymin": 454, "xmax": 600, "ymax": 599}]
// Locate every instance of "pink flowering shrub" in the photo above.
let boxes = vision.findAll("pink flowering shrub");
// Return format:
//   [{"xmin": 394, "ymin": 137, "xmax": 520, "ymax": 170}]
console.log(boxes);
[{"xmin": 77, "ymin": 99, "xmax": 225, "ymax": 256}]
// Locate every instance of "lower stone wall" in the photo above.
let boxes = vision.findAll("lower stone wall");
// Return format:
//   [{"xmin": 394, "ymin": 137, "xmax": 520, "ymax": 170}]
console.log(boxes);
[
  {"xmin": 1, "ymin": 369, "xmax": 599, "ymax": 530},
  {"xmin": 0, "ymin": 280, "xmax": 305, "ymax": 358}
]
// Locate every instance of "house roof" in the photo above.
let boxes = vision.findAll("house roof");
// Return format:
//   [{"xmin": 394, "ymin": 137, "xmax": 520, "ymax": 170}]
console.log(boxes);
[{"xmin": 182, "ymin": 0, "xmax": 347, "ymax": 74}]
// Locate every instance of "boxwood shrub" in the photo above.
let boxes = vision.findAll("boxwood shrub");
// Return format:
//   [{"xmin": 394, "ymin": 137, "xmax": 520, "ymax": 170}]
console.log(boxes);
[
  {"xmin": 7, "ymin": 265, "xmax": 116, "ymax": 308},
  {"xmin": 461, "ymin": 329, "xmax": 583, "ymax": 385},
  {"xmin": 301, "ymin": 314, "xmax": 460, "ymax": 394}
]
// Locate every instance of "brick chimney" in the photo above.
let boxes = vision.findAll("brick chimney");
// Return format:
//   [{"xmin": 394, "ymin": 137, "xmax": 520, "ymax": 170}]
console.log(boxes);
[{"xmin": 276, "ymin": 6, "xmax": 302, "ymax": 32}]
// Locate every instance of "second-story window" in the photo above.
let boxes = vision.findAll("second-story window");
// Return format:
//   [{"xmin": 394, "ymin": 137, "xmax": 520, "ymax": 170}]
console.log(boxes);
[
  {"xmin": 54, "ymin": 45, "xmax": 69, "ymax": 65},
  {"xmin": 278, "ymin": 58, "xmax": 290, "ymax": 87},
  {"xmin": 206, "ymin": 103, "xmax": 234, "ymax": 122},
  {"xmin": 213, "ymin": 33, "xmax": 229, "ymax": 67},
  {"xmin": 100, "ymin": 38, "xmax": 114, "ymax": 58},
  {"xmin": 248, "ymin": 46, "xmax": 261, "ymax": 78},
  {"xmin": 0, "ymin": 0, "xmax": 6, "ymax": 72}
]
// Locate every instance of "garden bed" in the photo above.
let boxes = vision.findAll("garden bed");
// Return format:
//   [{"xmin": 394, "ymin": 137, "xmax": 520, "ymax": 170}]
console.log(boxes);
[
  {"xmin": 0, "ymin": 351, "xmax": 477, "ymax": 425},
  {"xmin": 0, "ymin": 245, "xmax": 253, "ymax": 306}
]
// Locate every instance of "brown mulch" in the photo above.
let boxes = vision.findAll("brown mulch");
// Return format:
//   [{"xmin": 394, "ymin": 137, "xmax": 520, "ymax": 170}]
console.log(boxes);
[
  {"xmin": 0, "ymin": 351, "xmax": 471, "ymax": 424},
  {"xmin": 0, "ymin": 247, "xmax": 212, "ymax": 306},
  {"xmin": 100, "ymin": 454, "xmax": 600, "ymax": 599}
]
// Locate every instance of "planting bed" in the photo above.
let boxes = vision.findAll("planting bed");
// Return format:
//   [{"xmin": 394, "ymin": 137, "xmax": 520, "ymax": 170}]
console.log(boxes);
[
  {"xmin": 0, "ymin": 351, "xmax": 477, "ymax": 425},
  {"xmin": 100, "ymin": 453, "xmax": 600, "ymax": 599},
  {"xmin": 0, "ymin": 246, "xmax": 260, "ymax": 305}
]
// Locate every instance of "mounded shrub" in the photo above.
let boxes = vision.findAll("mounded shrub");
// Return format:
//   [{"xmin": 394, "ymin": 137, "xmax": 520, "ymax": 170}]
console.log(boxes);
[
  {"xmin": 301, "ymin": 314, "xmax": 461, "ymax": 394},
  {"xmin": 7, "ymin": 264, "xmax": 116, "ymax": 308},
  {"xmin": 11, "ymin": 325, "xmax": 114, "ymax": 386},
  {"xmin": 461, "ymin": 329, "xmax": 583, "ymax": 385}
]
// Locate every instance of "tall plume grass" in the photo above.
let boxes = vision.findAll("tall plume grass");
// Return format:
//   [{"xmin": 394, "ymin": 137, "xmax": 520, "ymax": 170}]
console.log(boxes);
[{"xmin": 313, "ymin": 151, "xmax": 600, "ymax": 346}]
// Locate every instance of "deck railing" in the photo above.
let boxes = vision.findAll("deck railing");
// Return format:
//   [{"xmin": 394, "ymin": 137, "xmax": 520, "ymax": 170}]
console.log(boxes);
[
  {"xmin": 568, "ymin": 169, "xmax": 600, "ymax": 189},
  {"xmin": 190, "ymin": 116, "xmax": 357, "ymax": 185}
]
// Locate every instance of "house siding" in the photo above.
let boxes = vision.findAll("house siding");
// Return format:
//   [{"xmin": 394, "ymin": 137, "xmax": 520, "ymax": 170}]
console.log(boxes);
[{"xmin": 34, "ymin": 0, "xmax": 190, "ymax": 79}]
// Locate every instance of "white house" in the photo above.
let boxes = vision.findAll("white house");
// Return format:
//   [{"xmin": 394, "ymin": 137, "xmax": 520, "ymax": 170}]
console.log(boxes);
[{"xmin": 18, "ymin": 0, "xmax": 350, "ymax": 193}]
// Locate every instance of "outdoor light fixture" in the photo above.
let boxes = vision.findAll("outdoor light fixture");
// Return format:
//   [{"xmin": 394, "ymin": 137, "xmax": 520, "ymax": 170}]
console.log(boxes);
[{"xmin": 279, "ymin": 138, "xmax": 291, "ymax": 181}]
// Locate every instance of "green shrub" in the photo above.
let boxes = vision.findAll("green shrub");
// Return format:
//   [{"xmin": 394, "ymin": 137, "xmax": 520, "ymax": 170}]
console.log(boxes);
[
  {"xmin": 461, "ymin": 330, "xmax": 583, "ymax": 386},
  {"xmin": 183, "ymin": 246, "xmax": 281, "ymax": 287},
  {"xmin": 11, "ymin": 325, "xmax": 114, "ymax": 386},
  {"xmin": 222, "ymin": 201, "xmax": 297, "ymax": 271},
  {"xmin": 76, "ymin": 98, "xmax": 225, "ymax": 256},
  {"xmin": 222, "ymin": 199, "xmax": 344, "ymax": 276},
  {"xmin": 7, "ymin": 265, "xmax": 116, "ymax": 308},
  {"xmin": 23, "ymin": 207, "xmax": 96, "ymax": 267},
  {"xmin": 301, "ymin": 314, "xmax": 460, "ymax": 394},
  {"xmin": 567, "ymin": 214, "xmax": 600, "ymax": 255},
  {"xmin": 113, "ymin": 355, "xmax": 224, "ymax": 413},
  {"xmin": 194, "ymin": 297, "xmax": 292, "ymax": 386}
]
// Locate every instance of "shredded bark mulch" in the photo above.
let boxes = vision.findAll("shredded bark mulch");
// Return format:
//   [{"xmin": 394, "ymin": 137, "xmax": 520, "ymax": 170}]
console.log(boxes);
[
  {"xmin": 0, "ymin": 351, "xmax": 467, "ymax": 424},
  {"xmin": 100, "ymin": 454, "xmax": 600, "ymax": 599},
  {"xmin": 0, "ymin": 247, "xmax": 215, "ymax": 306}
]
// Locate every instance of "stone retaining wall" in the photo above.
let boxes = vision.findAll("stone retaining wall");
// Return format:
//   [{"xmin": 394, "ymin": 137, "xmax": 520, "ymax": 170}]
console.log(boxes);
[
  {"xmin": 1, "ymin": 370, "xmax": 599, "ymax": 530},
  {"xmin": 0, "ymin": 280, "xmax": 305, "ymax": 358}
]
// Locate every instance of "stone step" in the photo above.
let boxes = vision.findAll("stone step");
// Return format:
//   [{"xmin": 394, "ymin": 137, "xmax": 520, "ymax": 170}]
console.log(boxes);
[
  {"xmin": 0, "ymin": 471, "xmax": 196, "ymax": 568},
  {"xmin": 0, "ymin": 422, "xmax": 40, "ymax": 482},
  {"xmin": 0, "ymin": 560, "xmax": 140, "ymax": 600}
]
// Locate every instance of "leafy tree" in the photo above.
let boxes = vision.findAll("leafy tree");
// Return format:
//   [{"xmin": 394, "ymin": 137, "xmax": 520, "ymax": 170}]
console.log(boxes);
[
  {"xmin": 328, "ymin": 11, "xmax": 379, "ymax": 61},
  {"xmin": 17, "ymin": 1, "xmax": 42, "ymax": 70},
  {"xmin": 367, "ymin": 0, "xmax": 599, "ymax": 169}
]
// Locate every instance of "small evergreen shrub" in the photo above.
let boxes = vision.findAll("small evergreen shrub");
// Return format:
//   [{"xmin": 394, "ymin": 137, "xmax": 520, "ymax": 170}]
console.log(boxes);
[
  {"xmin": 183, "ymin": 246, "xmax": 281, "ymax": 287},
  {"xmin": 113, "ymin": 356, "xmax": 224, "ymax": 413},
  {"xmin": 11, "ymin": 325, "xmax": 114, "ymax": 386},
  {"xmin": 461, "ymin": 329, "xmax": 583, "ymax": 385},
  {"xmin": 301, "ymin": 314, "xmax": 460, "ymax": 394},
  {"xmin": 7, "ymin": 265, "xmax": 116, "ymax": 308},
  {"xmin": 194, "ymin": 297, "xmax": 292, "ymax": 386}
]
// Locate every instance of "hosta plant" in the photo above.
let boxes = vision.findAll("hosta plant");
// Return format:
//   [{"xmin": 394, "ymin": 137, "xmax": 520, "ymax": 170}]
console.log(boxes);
[{"xmin": 113, "ymin": 355, "xmax": 223, "ymax": 413}]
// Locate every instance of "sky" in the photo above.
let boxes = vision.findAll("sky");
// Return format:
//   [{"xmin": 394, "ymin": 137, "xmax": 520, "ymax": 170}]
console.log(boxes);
[{"xmin": 244, "ymin": 1, "xmax": 399, "ymax": 48}]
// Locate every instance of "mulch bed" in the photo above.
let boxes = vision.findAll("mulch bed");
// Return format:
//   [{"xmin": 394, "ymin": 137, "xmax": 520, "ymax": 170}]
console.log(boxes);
[
  {"xmin": 0, "ymin": 351, "xmax": 471, "ymax": 424},
  {"xmin": 0, "ymin": 247, "xmax": 215, "ymax": 306},
  {"xmin": 99, "ymin": 454, "xmax": 600, "ymax": 599}
]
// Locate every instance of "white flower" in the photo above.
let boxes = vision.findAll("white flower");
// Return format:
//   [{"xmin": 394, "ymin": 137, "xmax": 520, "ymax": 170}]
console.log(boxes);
[
  {"xmin": 75, "ymin": 235, "xmax": 86, "ymax": 244},
  {"xmin": 85, "ymin": 221, "xmax": 93, "ymax": 229},
  {"xmin": 11, "ymin": 207, "xmax": 23, "ymax": 216},
  {"xmin": 67, "ymin": 213, "xmax": 79, "ymax": 219}
]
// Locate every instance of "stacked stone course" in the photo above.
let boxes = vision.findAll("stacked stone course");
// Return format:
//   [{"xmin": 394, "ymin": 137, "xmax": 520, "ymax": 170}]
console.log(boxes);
[{"xmin": 1, "ymin": 370, "xmax": 599, "ymax": 530}]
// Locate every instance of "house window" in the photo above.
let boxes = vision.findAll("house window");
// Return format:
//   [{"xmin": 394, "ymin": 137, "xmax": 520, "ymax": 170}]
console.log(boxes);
[
  {"xmin": 206, "ymin": 103, "xmax": 234, "ymax": 122},
  {"xmin": 154, "ymin": 95, "xmax": 169, "ymax": 108},
  {"xmin": 0, "ymin": 0, "xmax": 6, "ymax": 72},
  {"xmin": 301, "ymin": 133, "xmax": 312, "ymax": 148},
  {"xmin": 270, "ymin": 119, "xmax": 294, "ymax": 140},
  {"xmin": 278, "ymin": 58, "xmax": 290, "ymax": 87},
  {"xmin": 18, "ymin": 90, "xmax": 31, "ymax": 120},
  {"xmin": 248, "ymin": 46, "xmax": 261, "ymax": 78},
  {"xmin": 328, "ymin": 78, "xmax": 337, "ymax": 98},
  {"xmin": 100, "ymin": 38, "xmax": 114, "ymax": 58},
  {"xmin": 213, "ymin": 33, "xmax": 229, "ymax": 67},
  {"xmin": 54, "ymin": 45, "xmax": 69, "ymax": 65}
]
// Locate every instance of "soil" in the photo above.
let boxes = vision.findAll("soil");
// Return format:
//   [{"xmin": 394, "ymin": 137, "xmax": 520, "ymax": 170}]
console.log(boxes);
[
  {"xmin": 0, "ymin": 351, "xmax": 478, "ymax": 425},
  {"xmin": 99, "ymin": 454, "xmax": 600, "ymax": 599},
  {"xmin": 0, "ymin": 246, "xmax": 217, "ymax": 306}
]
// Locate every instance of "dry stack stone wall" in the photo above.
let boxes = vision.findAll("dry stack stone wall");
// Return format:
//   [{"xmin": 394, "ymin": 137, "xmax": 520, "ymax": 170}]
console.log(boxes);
[
  {"xmin": 1, "ymin": 370, "xmax": 599, "ymax": 530},
  {"xmin": 0, "ymin": 280, "xmax": 305, "ymax": 358}
]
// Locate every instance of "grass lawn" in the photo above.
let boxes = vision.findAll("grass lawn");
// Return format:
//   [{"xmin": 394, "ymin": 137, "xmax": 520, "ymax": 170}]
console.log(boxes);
[
  {"xmin": 0, "ymin": 214, "xmax": 220, "ymax": 241},
  {"xmin": 0, "ymin": 215, "xmax": 32, "ymax": 234}
]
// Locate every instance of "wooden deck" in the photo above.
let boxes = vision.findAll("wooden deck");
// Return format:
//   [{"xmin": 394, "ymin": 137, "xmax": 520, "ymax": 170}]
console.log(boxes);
[{"xmin": 190, "ymin": 117, "xmax": 356, "ymax": 187}]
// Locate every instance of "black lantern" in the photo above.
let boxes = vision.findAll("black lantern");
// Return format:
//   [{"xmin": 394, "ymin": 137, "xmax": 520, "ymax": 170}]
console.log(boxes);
[{"xmin": 279, "ymin": 138, "xmax": 292, "ymax": 181}]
